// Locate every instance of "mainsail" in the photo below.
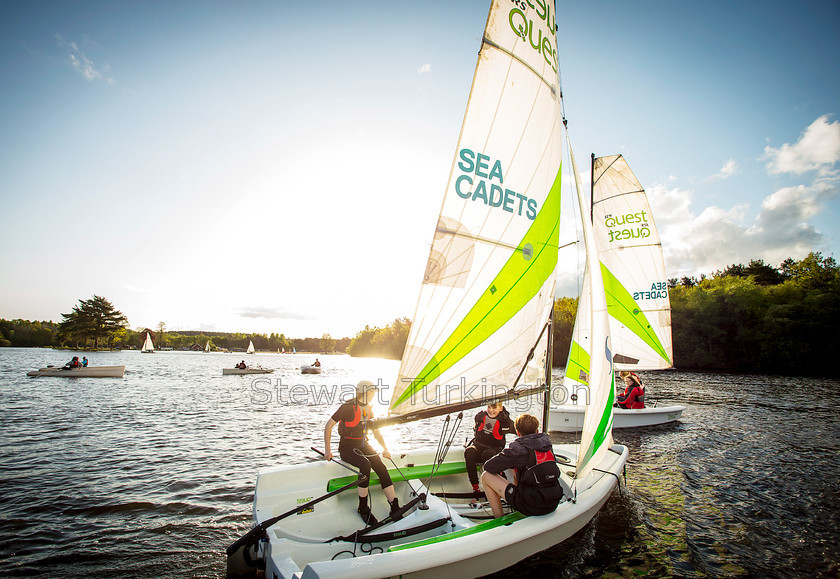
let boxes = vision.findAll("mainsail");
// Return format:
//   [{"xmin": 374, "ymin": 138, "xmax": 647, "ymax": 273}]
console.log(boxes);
[
  {"xmin": 247, "ymin": 340, "xmax": 255, "ymax": 355},
  {"xmin": 388, "ymin": 0, "xmax": 563, "ymax": 418},
  {"xmin": 593, "ymin": 155, "xmax": 672, "ymax": 370},
  {"xmin": 141, "ymin": 333, "xmax": 154, "ymax": 353}
]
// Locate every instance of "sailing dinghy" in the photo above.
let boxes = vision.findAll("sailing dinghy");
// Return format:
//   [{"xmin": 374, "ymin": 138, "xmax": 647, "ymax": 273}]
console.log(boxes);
[
  {"xmin": 223, "ymin": 367, "xmax": 274, "ymax": 375},
  {"xmin": 246, "ymin": 340, "xmax": 256, "ymax": 354},
  {"xmin": 228, "ymin": 1, "xmax": 627, "ymax": 576},
  {"xmin": 550, "ymin": 155, "xmax": 685, "ymax": 432},
  {"xmin": 140, "ymin": 333, "xmax": 155, "ymax": 353}
]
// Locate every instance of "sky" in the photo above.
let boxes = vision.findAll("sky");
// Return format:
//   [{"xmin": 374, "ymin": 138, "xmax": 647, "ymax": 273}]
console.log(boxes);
[{"xmin": 1, "ymin": 0, "xmax": 838, "ymax": 338}]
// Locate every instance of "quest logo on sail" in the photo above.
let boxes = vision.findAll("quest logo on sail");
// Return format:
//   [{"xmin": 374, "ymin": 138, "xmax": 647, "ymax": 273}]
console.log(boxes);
[
  {"xmin": 604, "ymin": 211, "xmax": 651, "ymax": 243},
  {"xmin": 454, "ymin": 148, "xmax": 538, "ymax": 220}
]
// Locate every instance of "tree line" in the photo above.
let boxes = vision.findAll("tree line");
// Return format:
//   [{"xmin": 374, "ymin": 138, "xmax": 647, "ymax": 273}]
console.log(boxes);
[{"xmin": 2, "ymin": 252, "xmax": 837, "ymax": 375}]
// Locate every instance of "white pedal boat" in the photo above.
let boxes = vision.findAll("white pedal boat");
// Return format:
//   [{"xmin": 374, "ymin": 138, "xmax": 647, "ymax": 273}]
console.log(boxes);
[{"xmin": 26, "ymin": 365, "xmax": 126, "ymax": 378}]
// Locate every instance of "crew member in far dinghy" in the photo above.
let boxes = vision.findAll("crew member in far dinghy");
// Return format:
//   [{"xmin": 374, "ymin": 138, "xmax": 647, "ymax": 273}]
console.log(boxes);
[
  {"xmin": 323, "ymin": 380, "xmax": 400, "ymax": 525},
  {"xmin": 616, "ymin": 371, "xmax": 645, "ymax": 409}
]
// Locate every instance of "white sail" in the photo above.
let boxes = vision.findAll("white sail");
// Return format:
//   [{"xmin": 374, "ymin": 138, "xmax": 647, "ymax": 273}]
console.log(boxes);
[
  {"xmin": 566, "ymin": 141, "xmax": 615, "ymax": 481},
  {"xmin": 389, "ymin": 0, "xmax": 563, "ymax": 416},
  {"xmin": 141, "ymin": 333, "xmax": 154, "ymax": 352},
  {"xmin": 246, "ymin": 340, "xmax": 255, "ymax": 354},
  {"xmin": 205, "ymin": 340, "xmax": 210, "ymax": 353},
  {"xmin": 592, "ymin": 155, "xmax": 672, "ymax": 370}
]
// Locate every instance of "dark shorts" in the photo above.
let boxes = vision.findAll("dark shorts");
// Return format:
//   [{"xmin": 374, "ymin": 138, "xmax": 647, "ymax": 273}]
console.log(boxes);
[{"xmin": 504, "ymin": 483, "xmax": 563, "ymax": 516}]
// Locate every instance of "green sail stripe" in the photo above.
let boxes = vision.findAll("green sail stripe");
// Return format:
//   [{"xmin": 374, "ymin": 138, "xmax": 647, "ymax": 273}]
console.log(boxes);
[
  {"xmin": 392, "ymin": 166, "xmax": 563, "ymax": 410},
  {"xmin": 565, "ymin": 340, "xmax": 589, "ymax": 386},
  {"xmin": 578, "ymin": 372, "xmax": 615, "ymax": 471},
  {"xmin": 600, "ymin": 263, "xmax": 671, "ymax": 365}
]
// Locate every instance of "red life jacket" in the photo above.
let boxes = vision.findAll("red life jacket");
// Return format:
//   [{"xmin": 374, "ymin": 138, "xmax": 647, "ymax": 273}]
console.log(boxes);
[
  {"xmin": 337, "ymin": 400, "xmax": 370, "ymax": 440},
  {"xmin": 520, "ymin": 449, "xmax": 561, "ymax": 488},
  {"xmin": 621, "ymin": 385, "xmax": 645, "ymax": 409}
]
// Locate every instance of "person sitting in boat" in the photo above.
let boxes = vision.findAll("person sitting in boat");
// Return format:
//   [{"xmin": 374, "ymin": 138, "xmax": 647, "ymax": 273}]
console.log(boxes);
[
  {"xmin": 82, "ymin": 357, "xmax": 88, "ymax": 367},
  {"xmin": 63, "ymin": 356, "xmax": 81, "ymax": 369},
  {"xmin": 312, "ymin": 358, "xmax": 321, "ymax": 367},
  {"xmin": 464, "ymin": 402, "xmax": 515, "ymax": 496},
  {"xmin": 480, "ymin": 413, "xmax": 565, "ymax": 519},
  {"xmin": 236, "ymin": 360, "xmax": 247, "ymax": 369},
  {"xmin": 616, "ymin": 371, "xmax": 645, "ymax": 409},
  {"xmin": 323, "ymin": 380, "xmax": 400, "ymax": 525}
]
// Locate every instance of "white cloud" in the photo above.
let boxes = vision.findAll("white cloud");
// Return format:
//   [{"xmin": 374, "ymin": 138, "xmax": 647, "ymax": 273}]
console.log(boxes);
[
  {"xmin": 236, "ymin": 306, "xmax": 312, "ymax": 320},
  {"xmin": 417, "ymin": 63, "xmax": 432, "ymax": 74},
  {"xmin": 648, "ymin": 182, "xmax": 831, "ymax": 278},
  {"xmin": 764, "ymin": 115, "xmax": 840, "ymax": 176},
  {"xmin": 55, "ymin": 34, "xmax": 114, "ymax": 84},
  {"xmin": 707, "ymin": 159, "xmax": 738, "ymax": 181}
]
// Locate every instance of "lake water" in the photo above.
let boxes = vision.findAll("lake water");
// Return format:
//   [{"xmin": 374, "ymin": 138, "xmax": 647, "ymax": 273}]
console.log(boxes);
[{"xmin": 1, "ymin": 348, "xmax": 838, "ymax": 577}]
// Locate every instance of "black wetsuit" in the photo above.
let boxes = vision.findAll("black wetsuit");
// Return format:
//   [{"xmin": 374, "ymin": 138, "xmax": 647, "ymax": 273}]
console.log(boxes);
[{"xmin": 331, "ymin": 399, "xmax": 392, "ymax": 489}]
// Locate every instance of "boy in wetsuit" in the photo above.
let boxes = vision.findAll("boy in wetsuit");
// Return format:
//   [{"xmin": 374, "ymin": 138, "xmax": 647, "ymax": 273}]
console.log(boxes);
[
  {"xmin": 323, "ymin": 380, "xmax": 400, "ymax": 525},
  {"xmin": 464, "ymin": 402, "xmax": 515, "ymax": 495},
  {"xmin": 480, "ymin": 413, "xmax": 565, "ymax": 518}
]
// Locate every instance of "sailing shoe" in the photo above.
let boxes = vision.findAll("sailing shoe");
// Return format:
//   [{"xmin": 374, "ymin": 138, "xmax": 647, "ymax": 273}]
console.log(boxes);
[
  {"xmin": 357, "ymin": 505, "xmax": 378, "ymax": 526},
  {"xmin": 389, "ymin": 498, "xmax": 402, "ymax": 521}
]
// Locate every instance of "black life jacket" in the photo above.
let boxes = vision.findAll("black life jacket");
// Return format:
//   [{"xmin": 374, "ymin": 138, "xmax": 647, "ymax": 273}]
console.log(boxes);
[
  {"xmin": 337, "ymin": 400, "xmax": 370, "ymax": 440},
  {"xmin": 520, "ymin": 449, "xmax": 561, "ymax": 489}
]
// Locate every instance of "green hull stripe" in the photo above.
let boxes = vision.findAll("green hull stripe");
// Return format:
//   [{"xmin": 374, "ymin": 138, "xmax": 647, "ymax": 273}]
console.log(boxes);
[
  {"xmin": 601, "ymin": 263, "xmax": 671, "ymax": 365},
  {"xmin": 388, "ymin": 511, "xmax": 527, "ymax": 551},
  {"xmin": 326, "ymin": 462, "xmax": 467, "ymax": 493},
  {"xmin": 565, "ymin": 340, "xmax": 590, "ymax": 385},
  {"xmin": 391, "ymin": 165, "xmax": 563, "ymax": 411}
]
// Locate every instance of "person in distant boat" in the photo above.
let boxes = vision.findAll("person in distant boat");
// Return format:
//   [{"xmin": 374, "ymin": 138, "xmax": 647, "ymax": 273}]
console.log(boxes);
[
  {"xmin": 82, "ymin": 357, "xmax": 89, "ymax": 367},
  {"xmin": 323, "ymin": 380, "xmax": 400, "ymax": 525},
  {"xmin": 616, "ymin": 371, "xmax": 645, "ymax": 409},
  {"xmin": 313, "ymin": 358, "xmax": 321, "ymax": 367},
  {"xmin": 464, "ymin": 402, "xmax": 515, "ymax": 497},
  {"xmin": 63, "ymin": 356, "xmax": 81, "ymax": 370},
  {"xmin": 236, "ymin": 360, "xmax": 247, "ymax": 369},
  {"xmin": 480, "ymin": 414, "xmax": 565, "ymax": 519}
]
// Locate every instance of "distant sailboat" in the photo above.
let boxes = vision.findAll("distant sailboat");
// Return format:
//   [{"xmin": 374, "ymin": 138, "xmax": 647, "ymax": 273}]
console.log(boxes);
[
  {"xmin": 550, "ymin": 154, "xmax": 685, "ymax": 431},
  {"xmin": 141, "ymin": 333, "xmax": 154, "ymax": 354},
  {"xmin": 246, "ymin": 340, "xmax": 255, "ymax": 354},
  {"xmin": 204, "ymin": 340, "xmax": 210, "ymax": 353}
]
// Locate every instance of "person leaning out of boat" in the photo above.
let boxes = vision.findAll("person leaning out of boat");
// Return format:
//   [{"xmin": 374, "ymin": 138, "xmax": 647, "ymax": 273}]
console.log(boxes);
[
  {"xmin": 615, "ymin": 371, "xmax": 645, "ymax": 409},
  {"xmin": 63, "ymin": 356, "xmax": 81, "ymax": 369},
  {"xmin": 480, "ymin": 414, "xmax": 565, "ymax": 518},
  {"xmin": 464, "ymin": 402, "xmax": 515, "ymax": 496},
  {"xmin": 323, "ymin": 380, "xmax": 400, "ymax": 525}
]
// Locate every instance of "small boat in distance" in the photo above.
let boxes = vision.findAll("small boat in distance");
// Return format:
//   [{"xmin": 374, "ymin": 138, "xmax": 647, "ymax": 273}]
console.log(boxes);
[
  {"xmin": 223, "ymin": 367, "xmax": 274, "ymax": 375},
  {"xmin": 141, "ymin": 333, "xmax": 155, "ymax": 353},
  {"xmin": 300, "ymin": 365, "xmax": 321, "ymax": 374},
  {"xmin": 246, "ymin": 340, "xmax": 255, "ymax": 354},
  {"xmin": 27, "ymin": 365, "xmax": 126, "ymax": 378},
  {"xmin": 204, "ymin": 340, "xmax": 210, "ymax": 353}
]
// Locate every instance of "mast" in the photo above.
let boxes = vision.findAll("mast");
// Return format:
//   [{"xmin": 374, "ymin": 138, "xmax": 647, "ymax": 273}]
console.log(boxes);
[
  {"xmin": 590, "ymin": 152, "xmax": 595, "ymax": 224},
  {"xmin": 541, "ymin": 306, "xmax": 554, "ymax": 434}
]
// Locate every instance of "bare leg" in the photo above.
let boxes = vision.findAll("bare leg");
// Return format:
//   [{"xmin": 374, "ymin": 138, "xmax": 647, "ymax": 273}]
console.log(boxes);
[
  {"xmin": 382, "ymin": 484, "xmax": 396, "ymax": 502},
  {"xmin": 481, "ymin": 471, "xmax": 510, "ymax": 518},
  {"xmin": 358, "ymin": 487, "xmax": 369, "ymax": 498}
]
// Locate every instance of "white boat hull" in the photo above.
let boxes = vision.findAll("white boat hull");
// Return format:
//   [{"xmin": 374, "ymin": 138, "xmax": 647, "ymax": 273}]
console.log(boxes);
[
  {"xmin": 549, "ymin": 404, "xmax": 685, "ymax": 432},
  {"xmin": 26, "ymin": 366, "xmax": 126, "ymax": 378},
  {"xmin": 244, "ymin": 443, "xmax": 627, "ymax": 578},
  {"xmin": 301, "ymin": 365, "xmax": 321, "ymax": 374},
  {"xmin": 222, "ymin": 368, "xmax": 274, "ymax": 375}
]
